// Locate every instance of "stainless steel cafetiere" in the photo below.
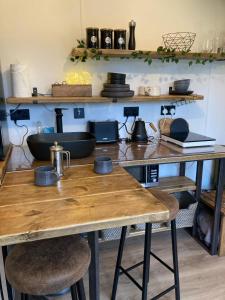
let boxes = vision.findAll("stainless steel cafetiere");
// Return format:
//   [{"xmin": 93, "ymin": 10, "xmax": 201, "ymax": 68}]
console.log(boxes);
[{"xmin": 50, "ymin": 141, "xmax": 70, "ymax": 177}]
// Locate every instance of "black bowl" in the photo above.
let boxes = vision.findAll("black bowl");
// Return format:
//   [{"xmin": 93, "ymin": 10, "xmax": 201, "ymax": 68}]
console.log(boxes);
[{"xmin": 27, "ymin": 132, "xmax": 96, "ymax": 160}]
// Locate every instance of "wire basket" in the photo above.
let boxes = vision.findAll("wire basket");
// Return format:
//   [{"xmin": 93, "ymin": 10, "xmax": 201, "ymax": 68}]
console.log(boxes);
[{"xmin": 162, "ymin": 32, "xmax": 196, "ymax": 52}]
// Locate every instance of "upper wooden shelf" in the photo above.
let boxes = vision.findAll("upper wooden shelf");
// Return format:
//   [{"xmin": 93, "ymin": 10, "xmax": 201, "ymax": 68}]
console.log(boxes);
[
  {"xmin": 71, "ymin": 48, "xmax": 225, "ymax": 61},
  {"xmin": 6, "ymin": 94, "xmax": 204, "ymax": 104}
]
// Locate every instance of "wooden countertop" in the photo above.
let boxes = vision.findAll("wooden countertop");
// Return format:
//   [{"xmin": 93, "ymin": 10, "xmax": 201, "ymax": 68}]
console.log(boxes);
[
  {"xmin": 0, "ymin": 145, "xmax": 12, "ymax": 185},
  {"xmin": 1, "ymin": 141, "xmax": 225, "ymax": 246},
  {"xmin": 5, "ymin": 141, "xmax": 225, "ymax": 173},
  {"xmin": 0, "ymin": 164, "xmax": 169, "ymax": 246}
]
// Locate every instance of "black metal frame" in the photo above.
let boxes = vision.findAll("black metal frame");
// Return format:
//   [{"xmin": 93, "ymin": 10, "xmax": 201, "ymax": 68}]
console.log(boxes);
[
  {"xmin": 88, "ymin": 231, "xmax": 100, "ymax": 300},
  {"xmin": 211, "ymin": 158, "xmax": 225, "ymax": 255},
  {"xmin": 2, "ymin": 246, "xmax": 13, "ymax": 300},
  {"xmin": 111, "ymin": 221, "xmax": 180, "ymax": 300},
  {"xmin": 20, "ymin": 280, "xmax": 86, "ymax": 300}
]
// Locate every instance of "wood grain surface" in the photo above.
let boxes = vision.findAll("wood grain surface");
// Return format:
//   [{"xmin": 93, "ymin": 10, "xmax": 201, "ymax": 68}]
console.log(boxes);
[
  {"xmin": 0, "ymin": 145, "xmax": 12, "ymax": 185},
  {"xmin": 5, "ymin": 143, "xmax": 225, "ymax": 172},
  {"xmin": 6, "ymin": 94, "xmax": 204, "ymax": 104},
  {"xmin": 0, "ymin": 165, "xmax": 169, "ymax": 246}
]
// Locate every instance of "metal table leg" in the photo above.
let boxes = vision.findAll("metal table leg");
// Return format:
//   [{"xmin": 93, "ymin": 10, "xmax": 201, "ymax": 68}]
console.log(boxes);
[
  {"xmin": 192, "ymin": 161, "xmax": 204, "ymax": 236},
  {"xmin": 88, "ymin": 231, "xmax": 100, "ymax": 300},
  {"xmin": 211, "ymin": 158, "xmax": 225, "ymax": 255},
  {"xmin": 179, "ymin": 162, "xmax": 186, "ymax": 176},
  {"xmin": 0, "ymin": 247, "xmax": 9, "ymax": 300}
]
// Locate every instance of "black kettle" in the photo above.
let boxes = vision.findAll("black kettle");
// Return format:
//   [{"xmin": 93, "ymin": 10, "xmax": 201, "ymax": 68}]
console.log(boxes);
[{"xmin": 131, "ymin": 119, "xmax": 148, "ymax": 142}]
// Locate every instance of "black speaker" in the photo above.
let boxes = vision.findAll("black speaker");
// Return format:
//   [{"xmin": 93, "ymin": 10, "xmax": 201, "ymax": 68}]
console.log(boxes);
[{"xmin": 88, "ymin": 121, "xmax": 119, "ymax": 143}]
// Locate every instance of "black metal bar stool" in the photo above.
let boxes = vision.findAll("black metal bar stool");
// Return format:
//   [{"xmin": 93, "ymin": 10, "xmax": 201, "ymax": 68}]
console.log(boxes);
[
  {"xmin": 5, "ymin": 235, "xmax": 91, "ymax": 300},
  {"xmin": 111, "ymin": 189, "xmax": 180, "ymax": 300}
]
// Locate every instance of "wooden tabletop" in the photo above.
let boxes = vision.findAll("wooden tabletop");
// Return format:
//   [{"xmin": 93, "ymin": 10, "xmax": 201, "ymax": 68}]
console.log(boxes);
[
  {"xmin": 5, "ymin": 142, "xmax": 225, "ymax": 172},
  {"xmin": 0, "ymin": 164, "xmax": 169, "ymax": 246}
]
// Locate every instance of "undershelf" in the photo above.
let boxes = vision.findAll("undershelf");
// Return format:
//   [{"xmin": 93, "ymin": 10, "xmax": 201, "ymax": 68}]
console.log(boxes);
[
  {"xmin": 201, "ymin": 190, "xmax": 225, "ymax": 214},
  {"xmin": 151, "ymin": 176, "xmax": 196, "ymax": 193},
  {"xmin": 6, "ymin": 94, "xmax": 204, "ymax": 104}
]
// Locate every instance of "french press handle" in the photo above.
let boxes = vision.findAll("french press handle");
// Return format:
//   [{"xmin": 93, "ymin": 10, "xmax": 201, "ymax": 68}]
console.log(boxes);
[{"xmin": 62, "ymin": 150, "xmax": 70, "ymax": 168}]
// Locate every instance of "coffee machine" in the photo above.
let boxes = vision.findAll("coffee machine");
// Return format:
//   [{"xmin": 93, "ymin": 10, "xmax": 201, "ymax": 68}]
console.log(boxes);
[{"xmin": 0, "ymin": 64, "xmax": 10, "ymax": 160}]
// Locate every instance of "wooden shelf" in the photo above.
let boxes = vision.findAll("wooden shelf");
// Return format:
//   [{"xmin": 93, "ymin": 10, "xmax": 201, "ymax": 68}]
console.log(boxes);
[
  {"xmin": 6, "ymin": 94, "xmax": 204, "ymax": 104},
  {"xmin": 152, "ymin": 176, "xmax": 196, "ymax": 194},
  {"xmin": 129, "ymin": 226, "xmax": 170, "ymax": 237},
  {"xmin": 201, "ymin": 191, "xmax": 225, "ymax": 214},
  {"xmin": 71, "ymin": 48, "xmax": 225, "ymax": 61}
]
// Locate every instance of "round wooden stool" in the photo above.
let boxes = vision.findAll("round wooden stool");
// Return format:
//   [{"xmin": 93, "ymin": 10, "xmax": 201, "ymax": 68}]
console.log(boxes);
[
  {"xmin": 111, "ymin": 189, "xmax": 180, "ymax": 300},
  {"xmin": 5, "ymin": 235, "xmax": 91, "ymax": 300}
]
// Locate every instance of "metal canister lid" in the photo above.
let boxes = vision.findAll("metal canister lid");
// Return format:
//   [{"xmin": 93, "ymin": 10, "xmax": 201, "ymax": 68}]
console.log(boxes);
[
  {"xmin": 100, "ymin": 28, "xmax": 113, "ymax": 32},
  {"xmin": 114, "ymin": 29, "xmax": 126, "ymax": 32},
  {"xmin": 86, "ymin": 27, "xmax": 99, "ymax": 30}
]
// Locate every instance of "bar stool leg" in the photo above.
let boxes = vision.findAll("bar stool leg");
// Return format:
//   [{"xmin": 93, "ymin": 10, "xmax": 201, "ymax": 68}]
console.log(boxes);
[
  {"xmin": 76, "ymin": 279, "xmax": 86, "ymax": 300},
  {"xmin": 171, "ymin": 220, "xmax": 180, "ymax": 300},
  {"xmin": 71, "ymin": 284, "xmax": 78, "ymax": 300},
  {"xmin": 142, "ymin": 223, "xmax": 152, "ymax": 300},
  {"xmin": 111, "ymin": 226, "xmax": 127, "ymax": 300}
]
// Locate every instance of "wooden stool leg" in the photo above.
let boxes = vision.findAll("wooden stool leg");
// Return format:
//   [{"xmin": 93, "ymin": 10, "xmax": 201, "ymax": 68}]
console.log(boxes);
[
  {"xmin": 142, "ymin": 223, "xmax": 152, "ymax": 300},
  {"xmin": 171, "ymin": 219, "xmax": 180, "ymax": 300},
  {"xmin": 111, "ymin": 226, "xmax": 127, "ymax": 300},
  {"xmin": 76, "ymin": 279, "xmax": 86, "ymax": 300},
  {"xmin": 71, "ymin": 284, "xmax": 78, "ymax": 300}
]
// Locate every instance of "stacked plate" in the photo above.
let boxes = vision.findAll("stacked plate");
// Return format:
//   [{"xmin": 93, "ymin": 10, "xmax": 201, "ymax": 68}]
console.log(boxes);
[{"xmin": 101, "ymin": 73, "xmax": 134, "ymax": 97}]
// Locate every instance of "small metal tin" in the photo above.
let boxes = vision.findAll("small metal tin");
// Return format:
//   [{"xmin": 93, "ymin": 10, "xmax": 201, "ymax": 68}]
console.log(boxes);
[
  {"xmin": 100, "ymin": 28, "xmax": 113, "ymax": 49},
  {"xmin": 114, "ymin": 29, "xmax": 126, "ymax": 49},
  {"xmin": 86, "ymin": 27, "xmax": 99, "ymax": 48}
]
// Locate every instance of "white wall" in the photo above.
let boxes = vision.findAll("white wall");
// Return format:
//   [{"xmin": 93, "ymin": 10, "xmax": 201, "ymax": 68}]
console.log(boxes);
[{"xmin": 1, "ymin": 0, "xmax": 225, "ymax": 187}]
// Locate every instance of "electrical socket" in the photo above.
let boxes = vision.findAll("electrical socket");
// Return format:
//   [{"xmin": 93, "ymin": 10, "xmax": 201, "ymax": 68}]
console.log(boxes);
[
  {"xmin": 10, "ymin": 109, "xmax": 30, "ymax": 121},
  {"xmin": 124, "ymin": 107, "xmax": 139, "ymax": 117},
  {"xmin": 160, "ymin": 105, "xmax": 176, "ymax": 116},
  {"xmin": 74, "ymin": 108, "xmax": 85, "ymax": 119}
]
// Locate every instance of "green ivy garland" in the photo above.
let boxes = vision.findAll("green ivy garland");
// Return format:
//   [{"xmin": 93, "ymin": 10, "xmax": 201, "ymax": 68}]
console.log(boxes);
[{"xmin": 70, "ymin": 39, "xmax": 225, "ymax": 66}]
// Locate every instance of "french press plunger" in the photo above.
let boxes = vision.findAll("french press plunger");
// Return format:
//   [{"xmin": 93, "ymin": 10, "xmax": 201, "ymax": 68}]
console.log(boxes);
[{"xmin": 50, "ymin": 141, "xmax": 70, "ymax": 177}]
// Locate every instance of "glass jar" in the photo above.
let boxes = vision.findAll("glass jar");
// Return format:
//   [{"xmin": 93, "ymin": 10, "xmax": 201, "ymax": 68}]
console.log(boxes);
[
  {"xmin": 114, "ymin": 29, "xmax": 126, "ymax": 49},
  {"xmin": 86, "ymin": 27, "xmax": 99, "ymax": 48},
  {"xmin": 100, "ymin": 28, "xmax": 113, "ymax": 49}
]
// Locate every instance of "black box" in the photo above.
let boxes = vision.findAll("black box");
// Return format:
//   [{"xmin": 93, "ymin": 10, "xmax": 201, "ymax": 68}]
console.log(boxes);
[{"xmin": 88, "ymin": 121, "xmax": 119, "ymax": 143}]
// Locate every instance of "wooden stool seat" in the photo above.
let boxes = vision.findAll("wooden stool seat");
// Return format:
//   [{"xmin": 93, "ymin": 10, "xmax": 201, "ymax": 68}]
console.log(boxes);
[
  {"xmin": 150, "ymin": 189, "xmax": 179, "ymax": 221},
  {"xmin": 5, "ymin": 235, "xmax": 90, "ymax": 296}
]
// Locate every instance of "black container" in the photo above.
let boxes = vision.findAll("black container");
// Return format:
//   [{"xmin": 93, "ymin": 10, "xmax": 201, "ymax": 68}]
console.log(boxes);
[
  {"xmin": 34, "ymin": 165, "xmax": 59, "ymax": 186},
  {"xmin": 100, "ymin": 28, "xmax": 113, "ymax": 49},
  {"xmin": 86, "ymin": 27, "xmax": 99, "ymax": 48},
  {"xmin": 94, "ymin": 157, "xmax": 113, "ymax": 174},
  {"xmin": 107, "ymin": 72, "xmax": 126, "ymax": 84},
  {"xmin": 27, "ymin": 132, "xmax": 96, "ymax": 160},
  {"xmin": 114, "ymin": 29, "xmax": 126, "ymax": 49}
]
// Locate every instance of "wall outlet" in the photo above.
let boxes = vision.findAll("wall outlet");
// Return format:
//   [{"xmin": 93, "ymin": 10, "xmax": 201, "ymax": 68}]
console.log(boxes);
[
  {"xmin": 124, "ymin": 106, "xmax": 139, "ymax": 117},
  {"xmin": 74, "ymin": 108, "xmax": 85, "ymax": 119},
  {"xmin": 160, "ymin": 105, "xmax": 176, "ymax": 116},
  {"xmin": 10, "ymin": 109, "xmax": 30, "ymax": 121}
]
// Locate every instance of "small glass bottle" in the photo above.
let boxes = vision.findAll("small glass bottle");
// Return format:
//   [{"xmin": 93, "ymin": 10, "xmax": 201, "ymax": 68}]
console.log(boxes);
[
  {"xmin": 86, "ymin": 27, "xmax": 99, "ymax": 48},
  {"xmin": 114, "ymin": 29, "xmax": 126, "ymax": 49}
]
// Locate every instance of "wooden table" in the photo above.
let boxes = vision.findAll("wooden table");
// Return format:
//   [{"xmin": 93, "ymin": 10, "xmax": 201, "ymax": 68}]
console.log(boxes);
[
  {"xmin": 0, "ymin": 164, "xmax": 169, "ymax": 300},
  {"xmin": 1, "ymin": 141, "xmax": 225, "ymax": 300}
]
